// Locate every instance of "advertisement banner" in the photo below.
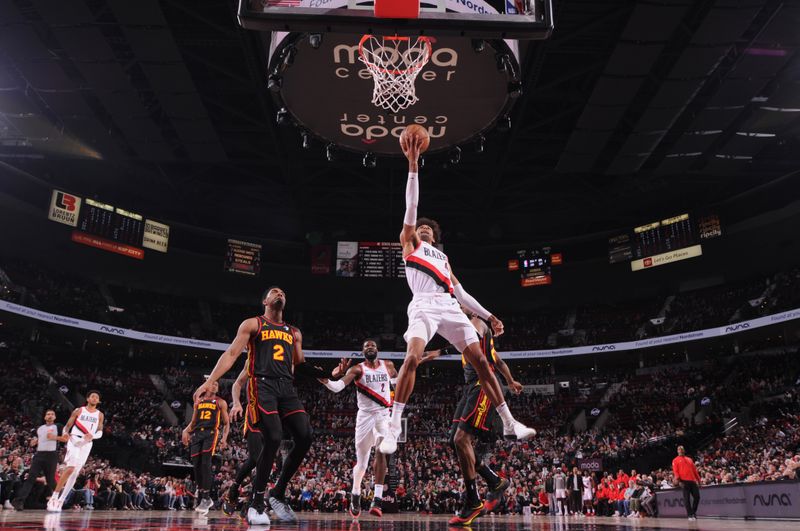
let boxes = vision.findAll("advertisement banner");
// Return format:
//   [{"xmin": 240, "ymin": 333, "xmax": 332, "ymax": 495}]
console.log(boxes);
[
  {"xmin": 310, "ymin": 245, "xmax": 332, "ymax": 275},
  {"xmin": 631, "ymin": 244, "xmax": 703, "ymax": 271},
  {"xmin": 523, "ymin": 384, "xmax": 556, "ymax": 396},
  {"xmin": 2, "ymin": 299, "xmax": 800, "ymax": 361},
  {"xmin": 71, "ymin": 231, "xmax": 144, "ymax": 260},
  {"xmin": 656, "ymin": 481, "xmax": 800, "ymax": 519},
  {"xmin": 577, "ymin": 458, "xmax": 603, "ymax": 473},
  {"xmin": 48, "ymin": 190, "xmax": 82, "ymax": 227},
  {"xmin": 143, "ymin": 220, "xmax": 170, "ymax": 253}
]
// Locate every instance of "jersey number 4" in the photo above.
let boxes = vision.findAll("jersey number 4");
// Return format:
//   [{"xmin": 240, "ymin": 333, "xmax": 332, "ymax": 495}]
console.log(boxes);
[
  {"xmin": 199, "ymin": 410, "xmax": 212, "ymax": 420},
  {"xmin": 273, "ymin": 345, "xmax": 285, "ymax": 361}
]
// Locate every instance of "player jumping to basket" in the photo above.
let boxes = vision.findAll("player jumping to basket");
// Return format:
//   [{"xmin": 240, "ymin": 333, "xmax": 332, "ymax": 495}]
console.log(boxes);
[{"xmin": 379, "ymin": 127, "xmax": 536, "ymax": 458}]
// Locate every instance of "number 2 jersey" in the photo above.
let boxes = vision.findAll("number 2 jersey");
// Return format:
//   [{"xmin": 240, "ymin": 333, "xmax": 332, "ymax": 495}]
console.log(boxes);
[
  {"xmin": 247, "ymin": 316, "xmax": 297, "ymax": 380},
  {"xmin": 354, "ymin": 360, "xmax": 393, "ymax": 413}
]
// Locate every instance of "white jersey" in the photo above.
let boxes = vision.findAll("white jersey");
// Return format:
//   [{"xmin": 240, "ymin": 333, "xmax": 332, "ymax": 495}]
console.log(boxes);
[
  {"xmin": 354, "ymin": 360, "xmax": 393, "ymax": 413},
  {"xmin": 70, "ymin": 406, "xmax": 101, "ymax": 439},
  {"xmin": 404, "ymin": 241, "xmax": 453, "ymax": 295}
]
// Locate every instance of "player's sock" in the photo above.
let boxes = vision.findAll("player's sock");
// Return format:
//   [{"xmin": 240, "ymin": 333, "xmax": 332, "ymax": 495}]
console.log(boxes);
[
  {"xmin": 496, "ymin": 402, "xmax": 514, "ymax": 426},
  {"xmin": 465, "ymin": 478, "xmax": 480, "ymax": 505},
  {"xmin": 252, "ymin": 490, "xmax": 266, "ymax": 509},
  {"xmin": 390, "ymin": 402, "xmax": 406, "ymax": 429},
  {"xmin": 477, "ymin": 464, "xmax": 501, "ymax": 489},
  {"xmin": 374, "ymin": 484, "xmax": 384, "ymax": 500}
]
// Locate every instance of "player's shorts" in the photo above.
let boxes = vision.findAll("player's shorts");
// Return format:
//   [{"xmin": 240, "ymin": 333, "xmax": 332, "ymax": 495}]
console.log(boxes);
[
  {"xmin": 450, "ymin": 383, "xmax": 501, "ymax": 439},
  {"xmin": 404, "ymin": 293, "xmax": 480, "ymax": 352},
  {"xmin": 582, "ymin": 489, "xmax": 594, "ymax": 502},
  {"xmin": 64, "ymin": 438, "xmax": 93, "ymax": 468},
  {"xmin": 190, "ymin": 428, "xmax": 219, "ymax": 457},
  {"xmin": 355, "ymin": 408, "xmax": 390, "ymax": 449},
  {"xmin": 556, "ymin": 489, "xmax": 567, "ymax": 498},
  {"xmin": 249, "ymin": 377, "xmax": 307, "ymax": 427}
]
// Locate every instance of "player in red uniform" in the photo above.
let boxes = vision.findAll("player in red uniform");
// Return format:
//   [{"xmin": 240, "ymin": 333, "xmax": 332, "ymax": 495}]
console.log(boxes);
[{"xmin": 193, "ymin": 286, "xmax": 329, "ymax": 525}]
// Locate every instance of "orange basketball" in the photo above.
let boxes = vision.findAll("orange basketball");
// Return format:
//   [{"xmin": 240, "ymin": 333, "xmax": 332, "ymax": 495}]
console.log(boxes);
[{"xmin": 400, "ymin": 124, "xmax": 430, "ymax": 154}]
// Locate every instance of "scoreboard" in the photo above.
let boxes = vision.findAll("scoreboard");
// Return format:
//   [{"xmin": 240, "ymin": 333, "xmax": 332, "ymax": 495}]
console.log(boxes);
[
  {"xmin": 510, "ymin": 247, "xmax": 562, "ymax": 287},
  {"xmin": 337, "ymin": 241, "xmax": 405, "ymax": 278},
  {"xmin": 608, "ymin": 213, "xmax": 721, "ymax": 270},
  {"xmin": 225, "ymin": 239, "xmax": 261, "ymax": 276},
  {"xmin": 78, "ymin": 199, "xmax": 144, "ymax": 247},
  {"xmin": 48, "ymin": 190, "xmax": 169, "ymax": 259}
]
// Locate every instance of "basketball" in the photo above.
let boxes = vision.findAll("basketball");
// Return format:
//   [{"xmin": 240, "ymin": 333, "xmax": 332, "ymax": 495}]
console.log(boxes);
[{"xmin": 400, "ymin": 124, "xmax": 430, "ymax": 154}]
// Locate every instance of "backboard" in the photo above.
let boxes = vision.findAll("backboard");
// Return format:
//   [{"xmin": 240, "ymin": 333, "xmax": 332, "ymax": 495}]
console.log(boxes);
[{"xmin": 239, "ymin": 0, "xmax": 553, "ymax": 40}]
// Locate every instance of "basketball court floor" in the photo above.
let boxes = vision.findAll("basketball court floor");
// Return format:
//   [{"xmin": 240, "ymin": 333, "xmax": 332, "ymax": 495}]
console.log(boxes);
[{"xmin": 1, "ymin": 512, "xmax": 797, "ymax": 531}]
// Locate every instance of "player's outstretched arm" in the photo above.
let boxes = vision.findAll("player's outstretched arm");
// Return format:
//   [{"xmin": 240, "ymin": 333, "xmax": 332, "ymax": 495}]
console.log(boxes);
[
  {"xmin": 292, "ymin": 328, "xmax": 329, "ymax": 381},
  {"xmin": 322, "ymin": 363, "xmax": 362, "ymax": 393},
  {"xmin": 399, "ymin": 136, "xmax": 424, "ymax": 254},
  {"xmin": 193, "ymin": 318, "xmax": 257, "ymax": 402},
  {"xmin": 493, "ymin": 351, "xmax": 523, "ymax": 395},
  {"xmin": 418, "ymin": 351, "xmax": 442, "ymax": 365},
  {"xmin": 451, "ymin": 270, "xmax": 504, "ymax": 336},
  {"xmin": 230, "ymin": 367, "xmax": 248, "ymax": 422}
]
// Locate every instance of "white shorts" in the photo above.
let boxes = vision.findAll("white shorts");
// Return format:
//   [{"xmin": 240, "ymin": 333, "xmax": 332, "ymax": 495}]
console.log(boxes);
[
  {"xmin": 555, "ymin": 489, "xmax": 567, "ymax": 498},
  {"xmin": 582, "ymin": 490, "xmax": 593, "ymax": 502},
  {"xmin": 64, "ymin": 438, "xmax": 93, "ymax": 468},
  {"xmin": 404, "ymin": 293, "xmax": 479, "ymax": 352},
  {"xmin": 355, "ymin": 408, "xmax": 390, "ymax": 449}
]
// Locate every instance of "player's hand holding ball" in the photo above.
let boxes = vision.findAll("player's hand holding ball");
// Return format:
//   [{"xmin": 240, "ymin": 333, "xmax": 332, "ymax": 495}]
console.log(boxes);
[{"xmin": 400, "ymin": 125, "xmax": 430, "ymax": 164}]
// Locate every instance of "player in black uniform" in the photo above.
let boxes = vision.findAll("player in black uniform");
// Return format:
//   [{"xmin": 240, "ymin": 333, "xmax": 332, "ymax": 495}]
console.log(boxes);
[
  {"xmin": 222, "ymin": 366, "xmax": 264, "ymax": 516},
  {"xmin": 422, "ymin": 312, "xmax": 524, "ymax": 526},
  {"xmin": 193, "ymin": 286, "xmax": 329, "ymax": 525},
  {"xmin": 182, "ymin": 380, "xmax": 230, "ymax": 516}
]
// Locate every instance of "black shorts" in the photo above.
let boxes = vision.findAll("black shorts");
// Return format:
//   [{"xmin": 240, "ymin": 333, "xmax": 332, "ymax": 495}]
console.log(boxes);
[
  {"xmin": 451, "ymin": 383, "xmax": 501, "ymax": 438},
  {"xmin": 250, "ymin": 377, "xmax": 306, "ymax": 425},
  {"xmin": 190, "ymin": 428, "xmax": 219, "ymax": 457}
]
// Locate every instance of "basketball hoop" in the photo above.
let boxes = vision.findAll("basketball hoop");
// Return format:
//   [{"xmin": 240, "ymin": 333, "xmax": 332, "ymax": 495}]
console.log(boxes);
[{"xmin": 358, "ymin": 35, "xmax": 433, "ymax": 114}]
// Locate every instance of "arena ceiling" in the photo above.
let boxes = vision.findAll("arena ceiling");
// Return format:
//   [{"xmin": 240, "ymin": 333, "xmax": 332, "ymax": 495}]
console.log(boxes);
[{"xmin": 1, "ymin": 0, "xmax": 799, "ymax": 247}]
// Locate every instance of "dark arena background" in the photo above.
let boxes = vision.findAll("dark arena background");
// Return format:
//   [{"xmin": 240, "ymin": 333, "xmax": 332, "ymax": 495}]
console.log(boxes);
[{"xmin": 1, "ymin": 0, "xmax": 799, "ymax": 530}]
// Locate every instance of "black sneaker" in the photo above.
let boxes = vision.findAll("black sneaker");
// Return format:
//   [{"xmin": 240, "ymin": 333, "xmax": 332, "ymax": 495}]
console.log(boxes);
[
  {"xmin": 222, "ymin": 491, "xmax": 237, "ymax": 517},
  {"xmin": 11, "ymin": 499, "xmax": 24, "ymax": 512},
  {"xmin": 349, "ymin": 494, "xmax": 361, "ymax": 518},
  {"xmin": 484, "ymin": 477, "xmax": 509, "ymax": 512},
  {"xmin": 449, "ymin": 497, "xmax": 485, "ymax": 527}
]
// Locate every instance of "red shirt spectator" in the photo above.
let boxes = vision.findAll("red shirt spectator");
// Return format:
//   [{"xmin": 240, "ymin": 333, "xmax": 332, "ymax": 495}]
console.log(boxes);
[{"xmin": 673, "ymin": 455, "xmax": 700, "ymax": 483}]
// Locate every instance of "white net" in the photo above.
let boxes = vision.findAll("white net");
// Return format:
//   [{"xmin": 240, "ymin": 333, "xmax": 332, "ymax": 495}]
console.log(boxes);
[{"xmin": 358, "ymin": 35, "xmax": 433, "ymax": 114}]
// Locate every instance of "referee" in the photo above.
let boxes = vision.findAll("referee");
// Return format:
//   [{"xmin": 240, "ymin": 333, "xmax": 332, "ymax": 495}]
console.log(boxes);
[{"xmin": 12, "ymin": 410, "xmax": 66, "ymax": 510}]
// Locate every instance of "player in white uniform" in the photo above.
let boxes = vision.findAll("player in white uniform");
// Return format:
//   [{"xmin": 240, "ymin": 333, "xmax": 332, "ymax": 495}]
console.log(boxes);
[
  {"xmin": 378, "ymin": 133, "xmax": 536, "ymax": 456},
  {"xmin": 47, "ymin": 391, "xmax": 104, "ymax": 512},
  {"xmin": 322, "ymin": 339, "xmax": 397, "ymax": 518}
]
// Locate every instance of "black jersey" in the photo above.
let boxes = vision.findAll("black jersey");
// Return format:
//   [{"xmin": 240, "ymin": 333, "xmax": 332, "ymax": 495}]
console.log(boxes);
[
  {"xmin": 194, "ymin": 396, "xmax": 222, "ymax": 431},
  {"xmin": 247, "ymin": 316, "xmax": 296, "ymax": 380},
  {"xmin": 463, "ymin": 329, "xmax": 498, "ymax": 386}
]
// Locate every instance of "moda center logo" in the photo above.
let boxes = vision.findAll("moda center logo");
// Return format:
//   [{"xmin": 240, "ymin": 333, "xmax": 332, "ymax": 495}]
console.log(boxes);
[
  {"xmin": 333, "ymin": 43, "xmax": 457, "ymax": 144},
  {"xmin": 272, "ymin": 32, "xmax": 517, "ymax": 154}
]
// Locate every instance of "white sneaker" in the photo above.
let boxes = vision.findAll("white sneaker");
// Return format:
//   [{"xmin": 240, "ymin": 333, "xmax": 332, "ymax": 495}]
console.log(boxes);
[
  {"xmin": 503, "ymin": 420, "xmax": 536, "ymax": 441},
  {"xmin": 613, "ymin": 511, "xmax": 619, "ymax": 516},
  {"xmin": 378, "ymin": 425, "xmax": 401, "ymax": 455},
  {"xmin": 46, "ymin": 498, "xmax": 62, "ymax": 513},
  {"xmin": 3, "ymin": 500, "xmax": 13, "ymax": 510},
  {"xmin": 247, "ymin": 506, "xmax": 271, "ymax": 525},
  {"xmin": 195, "ymin": 498, "xmax": 213, "ymax": 516}
]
